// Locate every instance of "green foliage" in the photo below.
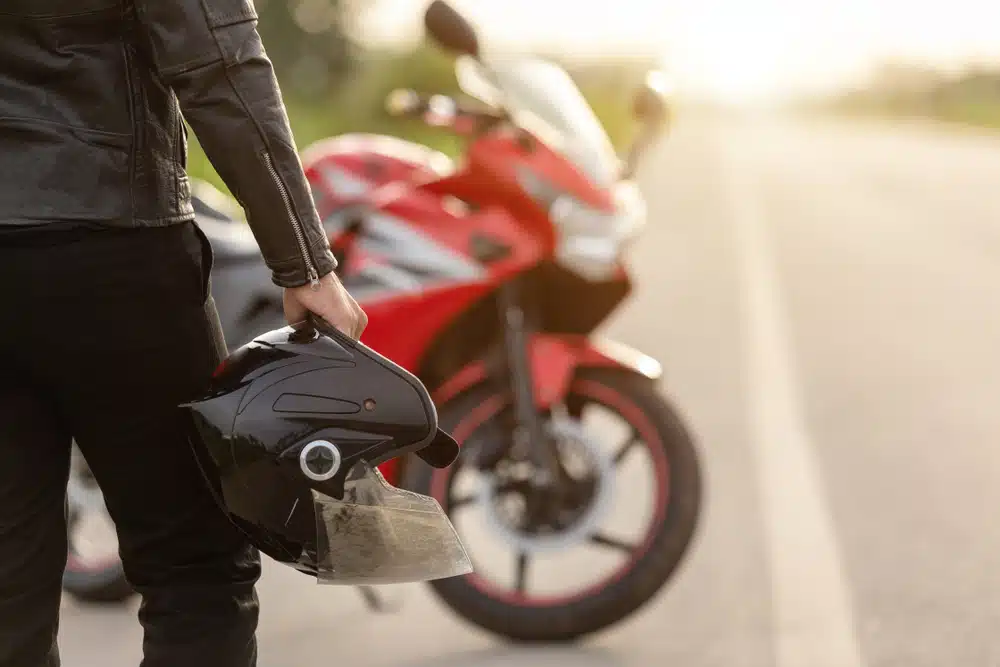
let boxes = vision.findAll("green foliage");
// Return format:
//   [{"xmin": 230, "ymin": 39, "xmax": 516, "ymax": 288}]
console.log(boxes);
[
  {"xmin": 185, "ymin": 43, "xmax": 641, "ymax": 196},
  {"xmin": 253, "ymin": 0, "xmax": 359, "ymax": 98},
  {"xmin": 819, "ymin": 64, "xmax": 1000, "ymax": 130}
]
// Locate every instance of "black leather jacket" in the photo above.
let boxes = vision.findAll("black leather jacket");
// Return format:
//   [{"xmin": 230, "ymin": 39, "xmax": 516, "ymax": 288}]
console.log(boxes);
[{"xmin": 0, "ymin": 0, "xmax": 335, "ymax": 287}]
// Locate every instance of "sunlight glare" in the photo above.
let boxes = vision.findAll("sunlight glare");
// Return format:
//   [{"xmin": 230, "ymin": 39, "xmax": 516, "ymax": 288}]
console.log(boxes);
[
  {"xmin": 663, "ymin": 6, "xmax": 801, "ymax": 105},
  {"xmin": 361, "ymin": 0, "xmax": 1000, "ymax": 106},
  {"xmin": 678, "ymin": 49, "xmax": 789, "ymax": 105}
]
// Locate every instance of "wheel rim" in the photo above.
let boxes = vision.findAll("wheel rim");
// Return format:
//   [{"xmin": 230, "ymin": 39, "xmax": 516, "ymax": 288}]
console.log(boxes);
[{"xmin": 431, "ymin": 379, "xmax": 671, "ymax": 607}]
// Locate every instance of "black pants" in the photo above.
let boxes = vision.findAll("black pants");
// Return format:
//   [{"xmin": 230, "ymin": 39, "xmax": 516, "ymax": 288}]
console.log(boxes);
[{"xmin": 0, "ymin": 223, "xmax": 260, "ymax": 667}]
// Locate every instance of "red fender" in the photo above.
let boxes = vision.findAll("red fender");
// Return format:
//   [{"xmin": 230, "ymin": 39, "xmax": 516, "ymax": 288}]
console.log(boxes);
[
  {"xmin": 432, "ymin": 334, "xmax": 663, "ymax": 409},
  {"xmin": 380, "ymin": 335, "xmax": 661, "ymax": 485}
]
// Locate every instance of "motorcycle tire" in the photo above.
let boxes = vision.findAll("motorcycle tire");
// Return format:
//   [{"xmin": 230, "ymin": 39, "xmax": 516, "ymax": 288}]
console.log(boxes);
[
  {"xmin": 405, "ymin": 369, "xmax": 703, "ymax": 643},
  {"xmin": 63, "ymin": 454, "xmax": 135, "ymax": 605},
  {"xmin": 63, "ymin": 559, "xmax": 133, "ymax": 604}
]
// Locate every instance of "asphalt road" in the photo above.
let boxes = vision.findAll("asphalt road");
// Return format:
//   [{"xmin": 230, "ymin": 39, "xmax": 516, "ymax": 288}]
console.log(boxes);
[{"xmin": 59, "ymin": 115, "xmax": 1000, "ymax": 666}]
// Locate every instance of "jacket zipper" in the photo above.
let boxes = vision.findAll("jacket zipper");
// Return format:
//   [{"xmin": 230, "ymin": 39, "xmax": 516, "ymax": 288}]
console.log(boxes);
[
  {"xmin": 120, "ymin": 42, "xmax": 137, "ymax": 191},
  {"xmin": 262, "ymin": 152, "xmax": 320, "ymax": 289}
]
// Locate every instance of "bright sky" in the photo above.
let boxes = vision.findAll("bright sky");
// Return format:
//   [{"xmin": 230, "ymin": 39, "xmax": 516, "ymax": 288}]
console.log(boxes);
[{"xmin": 361, "ymin": 0, "xmax": 1000, "ymax": 103}]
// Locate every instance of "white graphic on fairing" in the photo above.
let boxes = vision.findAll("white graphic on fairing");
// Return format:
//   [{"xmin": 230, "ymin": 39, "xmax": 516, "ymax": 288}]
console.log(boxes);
[{"xmin": 316, "ymin": 164, "xmax": 486, "ymax": 303}]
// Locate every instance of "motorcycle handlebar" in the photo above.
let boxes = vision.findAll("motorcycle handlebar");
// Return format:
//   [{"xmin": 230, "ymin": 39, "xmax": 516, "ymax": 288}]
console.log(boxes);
[{"xmin": 384, "ymin": 89, "xmax": 504, "ymax": 131}]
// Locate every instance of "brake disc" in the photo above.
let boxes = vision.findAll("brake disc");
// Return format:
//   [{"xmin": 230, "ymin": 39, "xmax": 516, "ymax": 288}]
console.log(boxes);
[{"xmin": 478, "ymin": 417, "xmax": 616, "ymax": 555}]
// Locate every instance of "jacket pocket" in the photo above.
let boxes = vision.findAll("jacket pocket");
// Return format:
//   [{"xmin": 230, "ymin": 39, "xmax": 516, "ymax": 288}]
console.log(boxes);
[
  {"xmin": 199, "ymin": 0, "xmax": 260, "ymax": 66},
  {"xmin": 200, "ymin": 0, "xmax": 258, "ymax": 28},
  {"xmin": 0, "ymin": 117, "xmax": 131, "ymax": 224}
]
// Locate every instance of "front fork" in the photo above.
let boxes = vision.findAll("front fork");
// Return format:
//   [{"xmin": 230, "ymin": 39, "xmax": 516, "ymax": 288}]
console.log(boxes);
[
  {"xmin": 496, "ymin": 283, "xmax": 563, "ymax": 485},
  {"xmin": 358, "ymin": 283, "xmax": 561, "ymax": 612}
]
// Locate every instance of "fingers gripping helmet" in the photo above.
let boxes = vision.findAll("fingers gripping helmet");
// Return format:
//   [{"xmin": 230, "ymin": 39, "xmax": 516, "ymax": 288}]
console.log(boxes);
[{"xmin": 182, "ymin": 316, "xmax": 472, "ymax": 585}]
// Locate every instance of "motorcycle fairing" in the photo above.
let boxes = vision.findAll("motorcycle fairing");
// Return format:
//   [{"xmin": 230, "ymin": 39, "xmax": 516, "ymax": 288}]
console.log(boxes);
[{"xmin": 433, "ymin": 333, "xmax": 663, "ymax": 409}]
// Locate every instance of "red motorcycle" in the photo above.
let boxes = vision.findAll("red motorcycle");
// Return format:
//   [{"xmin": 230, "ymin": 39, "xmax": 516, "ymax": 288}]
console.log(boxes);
[
  {"xmin": 296, "ymin": 1, "xmax": 703, "ymax": 642},
  {"xmin": 63, "ymin": 1, "xmax": 702, "ymax": 643}
]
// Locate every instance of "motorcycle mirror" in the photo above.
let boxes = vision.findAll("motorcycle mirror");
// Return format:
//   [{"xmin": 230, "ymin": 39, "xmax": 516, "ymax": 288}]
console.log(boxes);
[
  {"xmin": 619, "ymin": 70, "xmax": 674, "ymax": 180},
  {"xmin": 424, "ymin": 0, "xmax": 480, "ymax": 58},
  {"xmin": 632, "ymin": 70, "xmax": 673, "ymax": 131}
]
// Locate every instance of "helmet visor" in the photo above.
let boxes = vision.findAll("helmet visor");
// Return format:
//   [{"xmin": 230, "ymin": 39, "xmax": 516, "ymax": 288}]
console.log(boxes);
[{"xmin": 312, "ymin": 462, "xmax": 473, "ymax": 585}]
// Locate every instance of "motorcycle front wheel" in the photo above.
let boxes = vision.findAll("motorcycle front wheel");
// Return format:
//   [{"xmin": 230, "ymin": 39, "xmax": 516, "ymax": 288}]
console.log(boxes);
[{"xmin": 405, "ymin": 369, "xmax": 703, "ymax": 643}]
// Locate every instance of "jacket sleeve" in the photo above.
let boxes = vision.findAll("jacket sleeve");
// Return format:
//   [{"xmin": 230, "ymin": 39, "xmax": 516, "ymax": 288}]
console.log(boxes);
[{"xmin": 133, "ymin": 0, "xmax": 336, "ymax": 288}]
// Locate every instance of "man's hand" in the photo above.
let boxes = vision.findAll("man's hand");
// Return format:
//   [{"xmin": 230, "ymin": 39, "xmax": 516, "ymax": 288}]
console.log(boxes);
[{"xmin": 283, "ymin": 272, "xmax": 367, "ymax": 339}]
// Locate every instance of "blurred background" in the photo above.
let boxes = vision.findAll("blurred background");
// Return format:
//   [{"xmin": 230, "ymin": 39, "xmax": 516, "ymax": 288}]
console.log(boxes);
[
  {"xmin": 186, "ymin": 0, "xmax": 1000, "ymax": 195},
  {"xmin": 184, "ymin": 0, "xmax": 661, "ymax": 192},
  {"xmin": 63, "ymin": 1, "xmax": 1000, "ymax": 665}
]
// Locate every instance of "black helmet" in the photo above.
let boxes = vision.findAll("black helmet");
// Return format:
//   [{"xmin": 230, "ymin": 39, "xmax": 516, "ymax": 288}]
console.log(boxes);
[{"xmin": 182, "ymin": 316, "xmax": 472, "ymax": 585}]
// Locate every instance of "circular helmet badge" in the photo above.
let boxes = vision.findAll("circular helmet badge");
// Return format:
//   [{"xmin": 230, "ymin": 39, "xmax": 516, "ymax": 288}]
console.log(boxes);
[{"xmin": 299, "ymin": 440, "xmax": 342, "ymax": 482}]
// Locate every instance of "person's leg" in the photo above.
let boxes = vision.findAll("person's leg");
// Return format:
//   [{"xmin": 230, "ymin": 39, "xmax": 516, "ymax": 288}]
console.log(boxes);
[
  {"xmin": 0, "ymin": 374, "xmax": 71, "ymax": 667},
  {"xmin": 21, "ymin": 223, "xmax": 261, "ymax": 667}
]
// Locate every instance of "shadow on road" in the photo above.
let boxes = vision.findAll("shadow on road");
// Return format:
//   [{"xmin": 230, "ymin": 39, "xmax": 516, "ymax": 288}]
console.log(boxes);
[{"xmin": 393, "ymin": 645, "xmax": 626, "ymax": 667}]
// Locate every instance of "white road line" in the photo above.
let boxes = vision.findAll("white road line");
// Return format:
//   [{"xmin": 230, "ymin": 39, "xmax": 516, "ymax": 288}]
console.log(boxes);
[{"xmin": 720, "ymin": 137, "xmax": 865, "ymax": 667}]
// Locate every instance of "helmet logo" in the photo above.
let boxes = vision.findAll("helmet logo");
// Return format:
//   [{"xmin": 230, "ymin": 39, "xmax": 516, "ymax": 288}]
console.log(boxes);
[{"xmin": 299, "ymin": 440, "xmax": 342, "ymax": 482}]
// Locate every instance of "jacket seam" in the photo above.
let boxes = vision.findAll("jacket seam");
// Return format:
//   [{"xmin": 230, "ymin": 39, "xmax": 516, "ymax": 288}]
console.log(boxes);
[
  {"xmin": 309, "ymin": 236, "xmax": 336, "ymax": 274},
  {"xmin": 0, "ymin": 115, "xmax": 131, "ymax": 140},
  {"xmin": 0, "ymin": 213, "xmax": 195, "ymax": 227},
  {"xmin": 264, "ymin": 242, "xmax": 334, "ymax": 270},
  {"xmin": 199, "ymin": 0, "xmax": 259, "ymax": 29},
  {"xmin": 0, "ymin": 6, "xmax": 119, "ymax": 19},
  {"xmin": 215, "ymin": 52, "xmax": 319, "ymax": 278},
  {"xmin": 267, "ymin": 255, "xmax": 313, "ymax": 269},
  {"xmin": 159, "ymin": 53, "xmax": 223, "ymax": 79},
  {"xmin": 262, "ymin": 241, "xmax": 331, "ymax": 267},
  {"xmin": 134, "ymin": 212, "xmax": 196, "ymax": 226},
  {"xmin": 202, "ymin": 19, "xmax": 310, "ymax": 226},
  {"xmin": 120, "ymin": 3, "xmax": 138, "ymax": 222},
  {"xmin": 170, "ymin": 99, "xmax": 179, "ymax": 208},
  {"xmin": 206, "ymin": 12, "xmax": 258, "ymax": 28}
]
